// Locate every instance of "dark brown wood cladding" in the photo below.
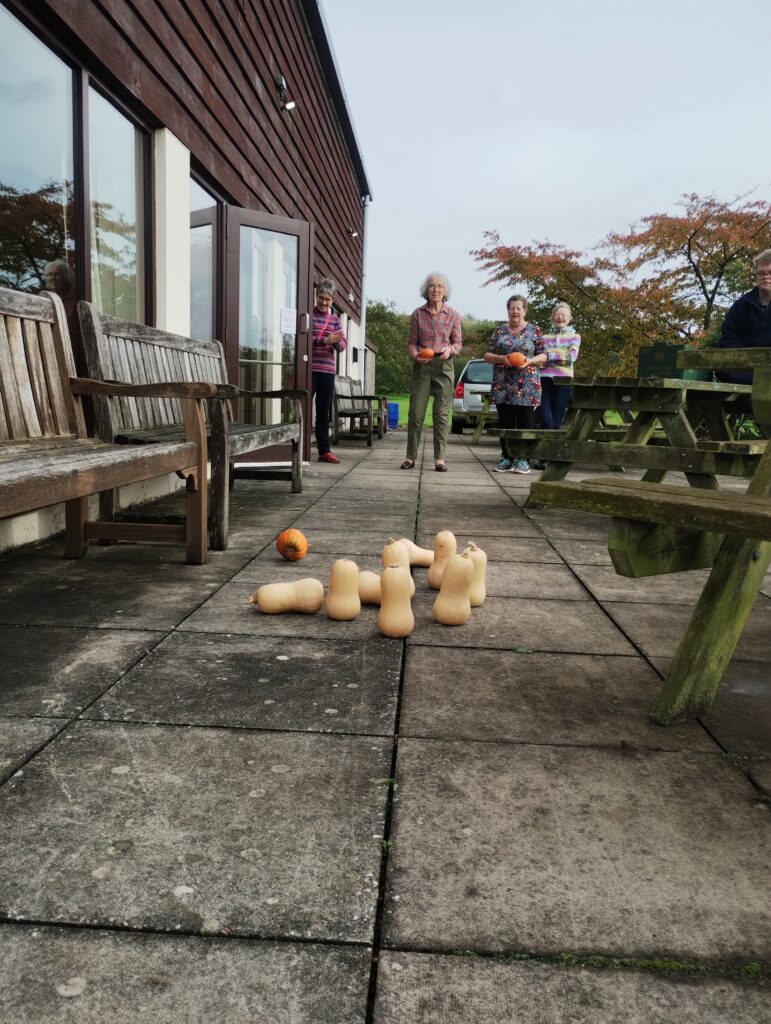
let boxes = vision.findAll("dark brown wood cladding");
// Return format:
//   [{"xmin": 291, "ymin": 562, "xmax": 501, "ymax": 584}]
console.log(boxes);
[{"xmin": 11, "ymin": 0, "xmax": 367, "ymax": 321}]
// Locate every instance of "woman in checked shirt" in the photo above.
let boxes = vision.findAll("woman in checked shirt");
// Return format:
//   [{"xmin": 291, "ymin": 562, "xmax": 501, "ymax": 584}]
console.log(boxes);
[{"xmin": 401, "ymin": 272, "xmax": 462, "ymax": 472}]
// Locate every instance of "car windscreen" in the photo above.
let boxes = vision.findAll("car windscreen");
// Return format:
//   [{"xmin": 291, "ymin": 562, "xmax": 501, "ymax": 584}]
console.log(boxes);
[{"xmin": 463, "ymin": 362, "xmax": 493, "ymax": 384}]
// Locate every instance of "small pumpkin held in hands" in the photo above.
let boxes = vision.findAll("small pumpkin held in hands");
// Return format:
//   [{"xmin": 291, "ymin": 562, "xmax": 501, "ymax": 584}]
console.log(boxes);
[
  {"xmin": 417, "ymin": 348, "xmax": 435, "ymax": 361},
  {"xmin": 507, "ymin": 351, "xmax": 527, "ymax": 368},
  {"xmin": 275, "ymin": 528, "xmax": 308, "ymax": 561}
]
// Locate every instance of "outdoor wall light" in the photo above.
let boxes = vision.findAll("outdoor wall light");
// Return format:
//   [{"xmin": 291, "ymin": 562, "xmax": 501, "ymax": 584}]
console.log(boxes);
[
  {"xmin": 275, "ymin": 74, "xmax": 296, "ymax": 111},
  {"xmin": 347, "ymin": 228, "xmax": 359, "ymax": 239}
]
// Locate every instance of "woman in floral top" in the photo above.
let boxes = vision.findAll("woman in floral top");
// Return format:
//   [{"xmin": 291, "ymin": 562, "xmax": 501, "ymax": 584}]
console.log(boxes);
[{"xmin": 484, "ymin": 295, "xmax": 546, "ymax": 474}]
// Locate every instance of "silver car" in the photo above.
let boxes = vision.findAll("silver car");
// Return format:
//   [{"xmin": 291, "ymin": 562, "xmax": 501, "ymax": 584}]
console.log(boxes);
[{"xmin": 451, "ymin": 358, "xmax": 496, "ymax": 433}]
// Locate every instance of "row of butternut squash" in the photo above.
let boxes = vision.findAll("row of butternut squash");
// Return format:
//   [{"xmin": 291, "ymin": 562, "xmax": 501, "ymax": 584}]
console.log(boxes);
[{"xmin": 250, "ymin": 531, "xmax": 487, "ymax": 638}]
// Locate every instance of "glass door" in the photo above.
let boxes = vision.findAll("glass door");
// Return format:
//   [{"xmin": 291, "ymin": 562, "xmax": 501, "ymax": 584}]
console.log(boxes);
[{"xmin": 225, "ymin": 208, "xmax": 311, "ymax": 461}]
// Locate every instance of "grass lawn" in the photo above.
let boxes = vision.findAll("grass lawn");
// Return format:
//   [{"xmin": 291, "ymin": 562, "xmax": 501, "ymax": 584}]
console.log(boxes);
[{"xmin": 388, "ymin": 394, "xmax": 432, "ymax": 428}]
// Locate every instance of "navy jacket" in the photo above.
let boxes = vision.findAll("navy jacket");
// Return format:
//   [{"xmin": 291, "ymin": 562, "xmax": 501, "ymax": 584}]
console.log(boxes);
[{"xmin": 716, "ymin": 286, "xmax": 771, "ymax": 382}]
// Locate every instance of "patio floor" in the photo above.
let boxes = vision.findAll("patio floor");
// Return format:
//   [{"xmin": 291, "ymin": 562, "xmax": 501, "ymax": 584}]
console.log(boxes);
[{"xmin": 0, "ymin": 431, "xmax": 769, "ymax": 1023}]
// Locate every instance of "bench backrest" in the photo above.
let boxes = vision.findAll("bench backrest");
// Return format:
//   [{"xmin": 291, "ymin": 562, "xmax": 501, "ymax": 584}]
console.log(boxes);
[
  {"xmin": 335, "ymin": 376, "xmax": 368, "ymax": 413},
  {"xmin": 0, "ymin": 287, "xmax": 84, "ymax": 443},
  {"xmin": 79, "ymin": 302, "xmax": 228, "ymax": 441}
]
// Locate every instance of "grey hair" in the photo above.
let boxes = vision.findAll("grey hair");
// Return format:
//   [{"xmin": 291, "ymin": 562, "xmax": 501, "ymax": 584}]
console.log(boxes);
[
  {"xmin": 506, "ymin": 294, "xmax": 528, "ymax": 312},
  {"xmin": 316, "ymin": 278, "xmax": 336, "ymax": 297},
  {"xmin": 753, "ymin": 249, "xmax": 771, "ymax": 269},
  {"xmin": 552, "ymin": 301, "xmax": 572, "ymax": 320},
  {"xmin": 420, "ymin": 273, "xmax": 451, "ymax": 301}
]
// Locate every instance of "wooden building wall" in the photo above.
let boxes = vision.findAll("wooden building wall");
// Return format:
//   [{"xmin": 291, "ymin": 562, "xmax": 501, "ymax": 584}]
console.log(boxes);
[{"xmin": 11, "ymin": 0, "xmax": 367, "ymax": 321}]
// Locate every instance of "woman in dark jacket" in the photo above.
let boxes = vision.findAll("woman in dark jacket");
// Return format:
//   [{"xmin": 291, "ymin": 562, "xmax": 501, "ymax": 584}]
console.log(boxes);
[{"xmin": 717, "ymin": 249, "xmax": 771, "ymax": 383}]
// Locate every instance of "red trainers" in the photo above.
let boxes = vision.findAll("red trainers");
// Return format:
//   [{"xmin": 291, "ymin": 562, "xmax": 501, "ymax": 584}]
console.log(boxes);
[{"xmin": 318, "ymin": 452, "xmax": 340, "ymax": 464}]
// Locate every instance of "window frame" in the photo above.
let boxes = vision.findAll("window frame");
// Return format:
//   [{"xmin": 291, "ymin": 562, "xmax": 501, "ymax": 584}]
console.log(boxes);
[{"xmin": 2, "ymin": 0, "xmax": 155, "ymax": 323}]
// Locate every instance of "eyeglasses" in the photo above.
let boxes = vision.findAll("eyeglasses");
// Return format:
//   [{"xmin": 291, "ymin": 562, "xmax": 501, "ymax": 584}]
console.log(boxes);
[{"xmin": 756, "ymin": 270, "xmax": 771, "ymax": 278}]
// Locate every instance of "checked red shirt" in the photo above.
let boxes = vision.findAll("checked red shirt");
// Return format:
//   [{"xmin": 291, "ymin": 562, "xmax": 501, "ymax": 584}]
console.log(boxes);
[{"xmin": 407, "ymin": 303, "xmax": 462, "ymax": 360}]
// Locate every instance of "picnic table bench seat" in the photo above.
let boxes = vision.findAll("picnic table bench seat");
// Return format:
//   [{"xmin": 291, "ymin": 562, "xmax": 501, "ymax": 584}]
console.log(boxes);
[
  {"xmin": 530, "ymin": 348, "xmax": 771, "ymax": 726},
  {"xmin": 78, "ymin": 302, "xmax": 305, "ymax": 551},
  {"xmin": 332, "ymin": 375, "xmax": 386, "ymax": 446},
  {"xmin": 0, "ymin": 287, "xmax": 212, "ymax": 564}
]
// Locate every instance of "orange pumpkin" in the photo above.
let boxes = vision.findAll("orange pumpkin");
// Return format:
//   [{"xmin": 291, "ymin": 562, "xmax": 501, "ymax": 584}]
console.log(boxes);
[
  {"xmin": 507, "ymin": 351, "xmax": 527, "ymax": 368},
  {"xmin": 417, "ymin": 348, "xmax": 435, "ymax": 361},
  {"xmin": 275, "ymin": 528, "xmax": 308, "ymax": 561}
]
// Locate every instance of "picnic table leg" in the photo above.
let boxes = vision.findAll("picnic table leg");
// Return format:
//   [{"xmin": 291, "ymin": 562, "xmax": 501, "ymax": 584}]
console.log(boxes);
[
  {"xmin": 470, "ymin": 397, "xmax": 490, "ymax": 445},
  {"xmin": 651, "ymin": 536, "xmax": 771, "ymax": 723},
  {"xmin": 658, "ymin": 409, "xmax": 719, "ymax": 490},
  {"xmin": 531, "ymin": 409, "xmax": 605, "ymax": 488}
]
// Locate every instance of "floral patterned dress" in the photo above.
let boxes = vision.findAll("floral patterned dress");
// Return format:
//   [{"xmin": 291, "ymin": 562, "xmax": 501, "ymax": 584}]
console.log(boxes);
[{"xmin": 486, "ymin": 322, "xmax": 545, "ymax": 406}]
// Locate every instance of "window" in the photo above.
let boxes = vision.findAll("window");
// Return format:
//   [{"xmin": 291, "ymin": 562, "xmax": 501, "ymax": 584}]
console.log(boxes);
[
  {"xmin": 89, "ymin": 88, "xmax": 147, "ymax": 320},
  {"xmin": 0, "ymin": 7, "xmax": 76, "ymax": 300},
  {"xmin": 0, "ymin": 4, "xmax": 150, "ymax": 329},
  {"xmin": 189, "ymin": 177, "xmax": 218, "ymax": 340}
]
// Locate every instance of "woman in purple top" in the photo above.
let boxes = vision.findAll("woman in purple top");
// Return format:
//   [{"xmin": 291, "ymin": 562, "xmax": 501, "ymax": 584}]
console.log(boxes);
[{"xmin": 312, "ymin": 279, "xmax": 347, "ymax": 463}]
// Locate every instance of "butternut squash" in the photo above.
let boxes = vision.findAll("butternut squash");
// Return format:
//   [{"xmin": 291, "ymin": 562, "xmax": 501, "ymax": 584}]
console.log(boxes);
[
  {"xmin": 326, "ymin": 558, "xmax": 361, "ymax": 620},
  {"xmin": 462, "ymin": 541, "xmax": 487, "ymax": 607},
  {"xmin": 378, "ymin": 564, "xmax": 414, "ymax": 638},
  {"xmin": 250, "ymin": 578, "xmax": 324, "ymax": 614},
  {"xmin": 381, "ymin": 539, "xmax": 416, "ymax": 595},
  {"xmin": 426, "ymin": 530, "xmax": 457, "ymax": 590},
  {"xmin": 396, "ymin": 537, "xmax": 434, "ymax": 567},
  {"xmin": 432, "ymin": 551, "xmax": 474, "ymax": 625},
  {"xmin": 358, "ymin": 569, "xmax": 382, "ymax": 605}
]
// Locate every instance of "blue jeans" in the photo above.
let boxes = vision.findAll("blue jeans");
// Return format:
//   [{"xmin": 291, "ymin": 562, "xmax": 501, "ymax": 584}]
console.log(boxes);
[
  {"xmin": 539, "ymin": 378, "xmax": 572, "ymax": 429},
  {"xmin": 312, "ymin": 371, "xmax": 335, "ymax": 454}
]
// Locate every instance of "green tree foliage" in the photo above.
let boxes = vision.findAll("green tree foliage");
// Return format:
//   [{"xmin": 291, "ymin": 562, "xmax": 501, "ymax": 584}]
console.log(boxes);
[
  {"xmin": 369, "ymin": 299, "xmax": 411, "ymax": 392},
  {"xmin": 472, "ymin": 193, "xmax": 771, "ymax": 375}
]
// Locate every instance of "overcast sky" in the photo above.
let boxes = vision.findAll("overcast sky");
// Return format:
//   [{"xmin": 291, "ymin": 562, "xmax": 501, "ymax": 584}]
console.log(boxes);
[{"xmin": 320, "ymin": 0, "xmax": 771, "ymax": 321}]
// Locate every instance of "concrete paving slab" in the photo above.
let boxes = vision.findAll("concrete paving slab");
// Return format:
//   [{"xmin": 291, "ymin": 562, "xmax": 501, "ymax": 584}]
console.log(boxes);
[
  {"xmin": 0, "ymin": 721, "xmax": 389, "ymax": 942},
  {"xmin": 416, "ymin": 535, "xmax": 563, "ymax": 563},
  {"xmin": 574, "ymin": 565, "xmax": 709, "ymax": 604},
  {"xmin": 0, "ymin": 625, "xmax": 163, "ymax": 717},
  {"xmin": 523, "ymin": 509, "xmax": 609, "ymax": 539},
  {"xmin": 384, "ymin": 739, "xmax": 771, "ymax": 960},
  {"xmin": 293, "ymin": 513, "xmax": 417, "ymax": 536},
  {"xmin": 480, "ymin": 561, "xmax": 590, "ymax": 600},
  {"xmin": 179, "ymin": 580, "xmax": 382, "ymax": 639},
  {"xmin": 0, "ymin": 565, "xmax": 224, "ymax": 630},
  {"xmin": 400, "ymin": 648, "xmax": 715, "ymax": 751},
  {"xmin": 407, "ymin": 594, "xmax": 636, "ymax": 655},
  {"xmin": 238, "ymin": 549, "xmax": 384, "ymax": 579},
  {"xmin": 260, "ymin": 530, "xmax": 402, "ymax": 556},
  {"xmin": 605, "ymin": 600, "xmax": 771, "ymax": 661},
  {"xmin": 415, "ymin": 516, "xmax": 543, "ymax": 539},
  {"xmin": 548, "ymin": 536, "xmax": 614, "ymax": 565},
  {"xmin": 374, "ymin": 952, "xmax": 771, "ymax": 1024},
  {"xmin": 747, "ymin": 759, "xmax": 771, "ymax": 798},
  {"xmin": 84, "ymin": 633, "xmax": 401, "ymax": 735},
  {"xmin": 0, "ymin": 717, "xmax": 61, "ymax": 783},
  {"xmin": 652, "ymin": 659, "xmax": 771, "ymax": 759},
  {"xmin": 0, "ymin": 925, "xmax": 370, "ymax": 1024}
]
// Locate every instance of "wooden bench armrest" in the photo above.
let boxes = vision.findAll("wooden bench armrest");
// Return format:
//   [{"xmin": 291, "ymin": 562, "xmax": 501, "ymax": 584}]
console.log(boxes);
[
  {"xmin": 70, "ymin": 377, "xmax": 236, "ymax": 400},
  {"xmin": 232, "ymin": 388, "xmax": 308, "ymax": 400}
]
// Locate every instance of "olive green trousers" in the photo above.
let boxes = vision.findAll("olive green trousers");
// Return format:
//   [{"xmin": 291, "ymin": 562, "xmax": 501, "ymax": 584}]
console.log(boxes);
[{"xmin": 406, "ymin": 357, "xmax": 455, "ymax": 462}]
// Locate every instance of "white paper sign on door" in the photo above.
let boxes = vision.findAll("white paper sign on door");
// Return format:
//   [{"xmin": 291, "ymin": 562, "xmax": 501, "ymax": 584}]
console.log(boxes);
[{"xmin": 280, "ymin": 308, "xmax": 297, "ymax": 334}]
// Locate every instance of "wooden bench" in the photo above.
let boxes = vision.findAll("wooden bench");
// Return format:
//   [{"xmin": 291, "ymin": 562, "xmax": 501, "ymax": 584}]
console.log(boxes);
[
  {"xmin": 530, "ymin": 348, "xmax": 771, "ymax": 725},
  {"xmin": 332, "ymin": 375, "xmax": 385, "ymax": 445},
  {"xmin": 0, "ymin": 287, "xmax": 216, "ymax": 564},
  {"xmin": 78, "ymin": 302, "xmax": 305, "ymax": 551}
]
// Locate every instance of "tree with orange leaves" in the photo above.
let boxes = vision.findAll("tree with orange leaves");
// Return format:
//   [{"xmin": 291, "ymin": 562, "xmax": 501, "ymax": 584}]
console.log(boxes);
[{"xmin": 471, "ymin": 193, "xmax": 771, "ymax": 375}]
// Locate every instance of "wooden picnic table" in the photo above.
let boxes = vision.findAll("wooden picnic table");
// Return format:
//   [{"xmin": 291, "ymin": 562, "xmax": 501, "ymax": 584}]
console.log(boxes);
[
  {"xmin": 531, "ymin": 375, "xmax": 759, "ymax": 488},
  {"xmin": 530, "ymin": 348, "xmax": 771, "ymax": 724}
]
